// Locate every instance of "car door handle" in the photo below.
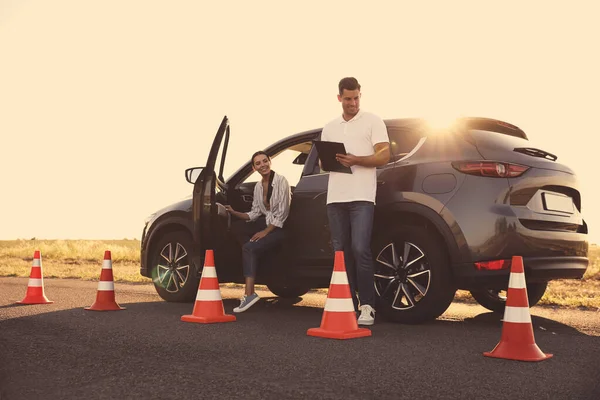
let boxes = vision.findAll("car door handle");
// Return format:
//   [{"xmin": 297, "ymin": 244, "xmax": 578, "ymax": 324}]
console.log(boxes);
[{"xmin": 242, "ymin": 195, "xmax": 253, "ymax": 203}]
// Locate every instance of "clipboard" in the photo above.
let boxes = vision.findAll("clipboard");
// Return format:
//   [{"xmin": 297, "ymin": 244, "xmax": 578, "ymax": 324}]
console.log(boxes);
[{"xmin": 314, "ymin": 140, "xmax": 353, "ymax": 174}]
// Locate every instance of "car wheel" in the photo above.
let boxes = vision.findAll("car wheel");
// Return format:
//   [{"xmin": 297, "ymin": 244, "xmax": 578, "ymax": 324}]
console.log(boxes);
[
  {"xmin": 372, "ymin": 226, "xmax": 456, "ymax": 324},
  {"xmin": 469, "ymin": 282, "xmax": 548, "ymax": 313},
  {"xmin": 150, "ymin": 231, "xmax": 200, "ymax": 302},
  {"xmin": 266, "ymin": 281, "xmax": 310, "ymax": 298}
]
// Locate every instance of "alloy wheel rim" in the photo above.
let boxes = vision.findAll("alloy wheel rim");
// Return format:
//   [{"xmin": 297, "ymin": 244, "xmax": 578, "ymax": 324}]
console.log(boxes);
[
  {"xmin": 374, "ymin": 241, "xmax": 431, "ymax": 310},
  {"xmin": 156, "ymin": 242, "xmax": 190, "ymax": 293}
]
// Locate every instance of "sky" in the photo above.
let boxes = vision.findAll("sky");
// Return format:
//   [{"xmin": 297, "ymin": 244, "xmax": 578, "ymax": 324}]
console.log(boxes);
[{"xmin": 1, "ymin": 1, "xmax": 598, "ymax": 244}]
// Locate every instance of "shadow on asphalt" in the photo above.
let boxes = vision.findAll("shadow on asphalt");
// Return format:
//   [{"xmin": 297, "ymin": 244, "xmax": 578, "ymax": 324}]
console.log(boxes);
[
  {"xmin": 462, "ymin": 311, "xmax": 590, "ymax": 336},
  {"xmin": 1, "ymin": 293, "xmax": 592, "ymax": 338},
  {"xmin": 118, "ymin": 296, "xmax": 321, "ymax": 318},
  {"xmin": 10, "ymin": 295, "xmax": 592, "ymax": 339}
]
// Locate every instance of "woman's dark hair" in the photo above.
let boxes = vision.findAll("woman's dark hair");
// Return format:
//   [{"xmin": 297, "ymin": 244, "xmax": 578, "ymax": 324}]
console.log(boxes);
[
  {"xmin": 251, "ymin": 150, "xmax": 275, "ymax": 202},
  {"xmin": 338, "ymin": 77, "xmax": 361, "ymax": 95},
  {"xmin": 251, "ymin": 150, "xmax": 270, "ymax": 165}
]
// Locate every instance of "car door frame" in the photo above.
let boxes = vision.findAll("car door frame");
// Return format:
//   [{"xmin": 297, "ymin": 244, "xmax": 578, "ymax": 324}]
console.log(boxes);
[{"xmin": 191, "ymin": 116, "xmax": 230, "ymax": 254}]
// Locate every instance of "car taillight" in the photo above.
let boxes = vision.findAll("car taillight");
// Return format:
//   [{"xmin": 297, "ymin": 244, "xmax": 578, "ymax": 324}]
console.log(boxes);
[
  {"xmin": 452, "ymin": 161, "xmax": 529, "ymax": 178},
  {"xmin": 474, "ymin": 259, "xmax": 512, "ymax": 271}
]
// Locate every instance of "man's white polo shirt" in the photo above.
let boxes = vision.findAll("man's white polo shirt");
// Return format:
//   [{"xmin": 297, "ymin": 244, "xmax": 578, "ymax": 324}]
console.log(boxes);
[{"xmin": 321, "ymin": 110, "xmax": 389, "ymax": 205}]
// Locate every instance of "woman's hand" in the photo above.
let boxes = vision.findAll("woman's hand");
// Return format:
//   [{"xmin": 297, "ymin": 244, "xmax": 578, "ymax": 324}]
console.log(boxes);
[
  {"xmin": 224, "ymin": 205, "xmax": 235, "ymax": 213},
  {"xmin": 250, "ymin": 230, "xmax": 269, "ymax": 242}
]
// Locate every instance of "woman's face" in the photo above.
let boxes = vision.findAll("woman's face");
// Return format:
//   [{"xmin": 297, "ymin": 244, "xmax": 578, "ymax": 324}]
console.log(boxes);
[{"xmin": 252, "ymin": 154, "xmax": 271, "ymax": 177}]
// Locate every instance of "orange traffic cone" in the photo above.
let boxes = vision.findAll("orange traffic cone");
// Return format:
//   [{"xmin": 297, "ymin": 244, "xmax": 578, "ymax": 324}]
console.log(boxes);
[
  {"xmin": 85, "ymin": 250, "xmax": 125, "ymax": 311},
  {"xmin": 17, "ymin": 250, "xmax": 53, "ymax": 304},
  {"xmin": 484, "ymin": 256, "xmax": 552, "ymax": 361},
  {"xmin": 307, "ymin": 251, "xmax": 371, "ymax": 340},
  {"xmin": 181, "ymin": 250, "xmax": 236, "ymax": 324}
]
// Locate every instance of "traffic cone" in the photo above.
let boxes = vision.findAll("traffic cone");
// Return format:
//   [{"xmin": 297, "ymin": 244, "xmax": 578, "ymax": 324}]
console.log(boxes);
[
  {"xmin": 85, "ymin": 250, "xmax": 125, "ymax": 311},
  {"xmin": 181, "ymin": 249, "xmax": 236, "ymax": 324},
  {"xmin": 484, "ymin": 256, "xmax": 552, "ymax": 361},
  {"xmin": 17, "ymin": 250, "xmax": 53, "ymax": 304},
  {"xmin": 307, "ymin": 251, "xmax": 372, "ymax": 340}
]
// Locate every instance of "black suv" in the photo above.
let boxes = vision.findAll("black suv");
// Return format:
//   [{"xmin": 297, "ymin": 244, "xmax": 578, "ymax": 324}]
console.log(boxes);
[{"xmin": 140, "ymin": 116, "xmax": 589, "ymax": 323}]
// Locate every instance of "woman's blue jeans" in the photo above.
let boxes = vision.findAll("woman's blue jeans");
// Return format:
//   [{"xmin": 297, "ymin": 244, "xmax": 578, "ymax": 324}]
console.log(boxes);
[{"xmin": 231, "ymin": 216, "xmax": 285, "ymax": 278}]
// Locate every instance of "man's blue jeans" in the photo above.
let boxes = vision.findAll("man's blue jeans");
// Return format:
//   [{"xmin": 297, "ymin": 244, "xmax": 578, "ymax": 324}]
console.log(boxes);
[{"xmin": 327, "ymin": 201, "xmax": 375, "ymax": 310}]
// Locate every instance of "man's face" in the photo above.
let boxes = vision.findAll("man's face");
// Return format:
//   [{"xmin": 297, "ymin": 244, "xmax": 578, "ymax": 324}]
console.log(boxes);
[
  {"xmin": 338, "ymin": 89, "xmax": 361, "ymax": 117},
  {"xmin": 252, "ymin": 154, "xmax": 271, "ymax": 177}
]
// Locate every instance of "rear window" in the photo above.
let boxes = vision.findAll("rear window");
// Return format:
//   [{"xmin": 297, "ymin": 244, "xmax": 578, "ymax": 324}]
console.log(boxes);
[
  {"xmin": 462, "ymin": 118, "xmax": 527, "ymax": 139},
  {"xmin": 468, "ymin": 129, "xmax": 530, "ymax": 150}
]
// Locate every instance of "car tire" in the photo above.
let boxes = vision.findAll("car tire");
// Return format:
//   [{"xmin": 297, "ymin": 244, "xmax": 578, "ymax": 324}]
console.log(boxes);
[
  {"xmin": 371, "ymin": 226, "xmax": 456, "ymax": 324},
  {"xmin": 266, "ymin": 281, "xmax": 310, "ymax": 298},
  {"xmin": 150, "ymin": 231, "xmax": 200, "ymax": 303},
  {"xmin": 469, "ymin": 282, "xmax": 548, "ymax": 313}
]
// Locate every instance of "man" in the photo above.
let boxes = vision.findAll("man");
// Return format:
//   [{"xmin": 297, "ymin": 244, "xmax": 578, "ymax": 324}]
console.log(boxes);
[
  {"xmin": 320, "ymin": 77, "xmax": 390, "ymax": 326},
  {"xmin": 225, "ymin": 151, "xmax": 291, "ymax": 313}
]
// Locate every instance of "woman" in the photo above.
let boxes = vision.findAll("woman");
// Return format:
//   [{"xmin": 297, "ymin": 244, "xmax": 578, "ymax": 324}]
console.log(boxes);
[{"xmin": 224, "ymin": 150, "xmax": 291, "ymax": 313}]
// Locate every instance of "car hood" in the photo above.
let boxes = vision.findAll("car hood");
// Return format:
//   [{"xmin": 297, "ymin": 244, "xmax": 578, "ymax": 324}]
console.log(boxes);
[{"xmin": 150, "ymin": 195, "xmax": 193, "ymax": 222}]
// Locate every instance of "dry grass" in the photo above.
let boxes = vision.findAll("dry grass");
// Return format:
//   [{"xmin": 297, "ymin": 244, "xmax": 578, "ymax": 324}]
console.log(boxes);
[
  {"xmin": 541, "ymin": 243, "xmax": 599, "ymax": 308},
  {"xmin": 0, "ymin": 239, "xmax": 140, "ymax": 263},
  {"xmin": 0, "ymin": 239, "xmax": 148, "ymax": 283},
  {"xmin": 0, "ymin": 240, "xmax": 598, "ymax": 309}
]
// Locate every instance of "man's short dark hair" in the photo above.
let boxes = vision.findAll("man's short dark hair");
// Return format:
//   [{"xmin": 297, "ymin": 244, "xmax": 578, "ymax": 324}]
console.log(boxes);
[
  {"xmin": 338, "ymin": 77, "xmax": 361, "ymax": 95},
  {"xmin": 251, "ymin": 150, "xmax": 270, "ymax": 165}
]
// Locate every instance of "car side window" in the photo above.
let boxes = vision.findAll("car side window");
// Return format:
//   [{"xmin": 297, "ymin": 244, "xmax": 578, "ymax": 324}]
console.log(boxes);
[
  {"xmin": 240, "ymin": 141, "xmax": 313, "ymax": 189},
  {"xmin": 269, "ymin": 144, "xmax": 311, "ymax": 189},
  {"xmin": 241, "ymin": 169, "xmax": 260, "ymax": 185},
  {"xmin": 387, "ymin": 125, "xmax": 426, "ymax": 163}
]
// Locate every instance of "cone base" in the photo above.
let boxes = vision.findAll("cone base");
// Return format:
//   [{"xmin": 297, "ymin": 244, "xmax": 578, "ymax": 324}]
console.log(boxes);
[
  {"xmin": 16, "ymin": 296, "xmax": 53, "ymax": 305},
  {"xmin": 181, "ymin": 313, "xmax": 236, "ymax": 324},
  {"xmin": 484, "ymin": 342, "xmax": 553, "ymax": 362},
  {"xmin": 307, "ymin": 327, "xmax": 372, "ymax": 340},
  {"xmin": 85, "ymin": 302, "xmax": 126, "ymax": 311}
]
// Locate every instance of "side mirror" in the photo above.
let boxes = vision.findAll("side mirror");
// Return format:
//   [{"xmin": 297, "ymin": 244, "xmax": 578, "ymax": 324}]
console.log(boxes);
[
  {"xmin": 185, "ymin": 167, "xmax": 205, "ymax": 184},
  {"xmin": 292, "ymin": 152, "xmax": 308, "ymax": 165}
]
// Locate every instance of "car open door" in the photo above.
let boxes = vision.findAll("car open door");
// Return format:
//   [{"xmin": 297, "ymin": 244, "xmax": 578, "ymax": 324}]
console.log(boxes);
[{"xmin": 189, "ymin": 116, "xmax": 230, "ymax": 255}]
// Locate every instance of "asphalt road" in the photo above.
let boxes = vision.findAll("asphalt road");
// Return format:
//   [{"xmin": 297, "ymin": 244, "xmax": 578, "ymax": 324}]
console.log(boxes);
[{"xmin": 1, "ymin": 277, "xmax": 599, "ymax": 400}]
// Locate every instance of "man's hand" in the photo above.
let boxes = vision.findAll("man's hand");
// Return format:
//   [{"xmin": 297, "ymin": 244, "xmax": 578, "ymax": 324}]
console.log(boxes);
[
  {"xmin": 335, "ymin": 143, "xmax": 390, "ymax": 168},
  {"xmin": 224, "ymin": 205, "xmax": 234, "ymax": 213},
  {"xmin": 250, "ymin": 229, "xmax": 269, "ymax": 242},
  {"xmin": 336, "ymin": 153, "xmax": 360, "ymax": 168}
]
